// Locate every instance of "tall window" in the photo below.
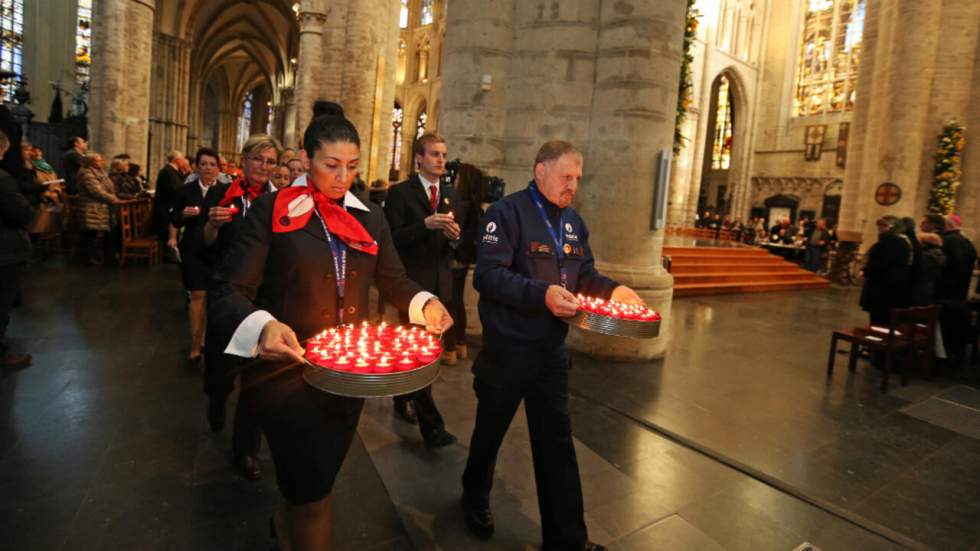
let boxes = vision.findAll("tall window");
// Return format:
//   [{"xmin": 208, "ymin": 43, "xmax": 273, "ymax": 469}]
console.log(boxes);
[
  {"xmin": 420, "ymin": 0, "xmax": 433, "ymax": 25},
  {"xmin": 75, "ymin": 0, "xmax": 93, "ymax": 86},
  {"xmin": 237, "ymin": 92, "xmax": 253, "ymax": 152},
  {"xmin": 266, "ymin": 103, "xmax": 273, "ymax": 135},
  {"xmin": 415, "ymin": 109, "xmax": 427, "ymax": 140},
  {"xmin": 400, "ymin": 0, "xmax": 409, "ymax": 28},
  {"xmin": 0, "ymin": 0, "xmax": 24, "ymax": 102},
  {"xmin": 793, "ymin": 0, "xmax": 865, "ymax": 116},
  {"xmin": 711, "ymin": 76, "xmax": 734, "ymax": 170},
  {"xmin": 390, "ymin": 102, "xmax": 404, "ymax": 174}
]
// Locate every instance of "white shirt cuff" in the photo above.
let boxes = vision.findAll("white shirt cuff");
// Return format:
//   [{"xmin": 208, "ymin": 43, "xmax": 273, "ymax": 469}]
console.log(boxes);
[
  {"xmin": 224, "ymin": 310, "xmax": 276, "ymax": 357},
  {"xmin": 408, "ymin": 291, "xmax": 437, "ymax": 325}
]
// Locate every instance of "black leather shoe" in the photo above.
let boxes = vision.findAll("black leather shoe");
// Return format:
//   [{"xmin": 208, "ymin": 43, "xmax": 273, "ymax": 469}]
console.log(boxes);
[
  {"xmin": 207, "ymin": 399, "xmax": 225, "ymax": 433},
  {"xmin": 584, "ymin": 543, "xmax": 607, "ymax": 551},
  {"xmin": 236, "ymin": 454, "xmax": 262, "ymax": 480},
  {"xmin": 423, "ymin": 428, "xmax": 457, "ymax": 448},
  {"xmin": 461, "ymin": 497, "xmax": 494, "ymax": 540},
  {"xmin": 394, "ymin": 399, "xmax": 418, "ymax": 424}
]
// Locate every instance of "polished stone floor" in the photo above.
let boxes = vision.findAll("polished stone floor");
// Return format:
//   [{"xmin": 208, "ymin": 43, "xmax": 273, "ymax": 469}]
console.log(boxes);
[{"xmin": 2, "ymin": 259, "xmax": 978, "ymax": 550}]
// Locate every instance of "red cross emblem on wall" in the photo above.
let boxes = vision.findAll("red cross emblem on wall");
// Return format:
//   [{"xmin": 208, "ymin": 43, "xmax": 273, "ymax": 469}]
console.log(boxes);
[{"xmin": 875, "ymin": 182, "xmax": 902, "ymax": 206}]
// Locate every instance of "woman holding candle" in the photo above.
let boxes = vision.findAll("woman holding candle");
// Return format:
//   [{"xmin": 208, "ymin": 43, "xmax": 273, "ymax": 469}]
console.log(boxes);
[
  {"xmin": 200, "ymin": 135, "xmax": 282, "ymax": 480},
  {"xmin": 209, "ymin": 114, "xmax": 452, "ymax": 551},
  {"xmin": 170, "ymin": 148, "xmax": 223, "ymax": 369}
]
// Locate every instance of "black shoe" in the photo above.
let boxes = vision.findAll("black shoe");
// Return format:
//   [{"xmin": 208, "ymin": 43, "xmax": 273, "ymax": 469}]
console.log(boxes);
[
  {"xmin": 423, "ymin": 428, "xmax": 457, "ymax": 448},
  {"xmin": 236, "ymin": 454, "xmax": 262, "ymax": 480},
  {"xmin": 207, "ymin": 399, "xmax": 225, "ymax": 433},
  {"xmin": 461, "ymin": 497, "xmax": 494, "ymax": 540},
  {"xmin": 394, "ymin": 399, "xmax": 418, "ymax": 424},
  {"xmin": 0, "ymin": 352, "xmax": 32, "ymax": 369},
  {"xmin": 584, "ymin": 543, "xmax": 607, "ymax": 551}
]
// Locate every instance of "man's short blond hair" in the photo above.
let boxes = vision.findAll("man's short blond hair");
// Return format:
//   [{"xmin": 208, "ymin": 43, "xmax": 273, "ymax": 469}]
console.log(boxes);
[
  {"xmin": 241, "ymin": 134, "xmax": 284, "ymax": 161},
  {"xmin": 166, "ymin": 149, "xmax": 184, "ymax": 162},
  {"xmin": 413, "ymin": 133, "xmax": 446, "ymax": 157},
  {"xmin": 534, "ymin": 140, "xmax": 582, "ymax": 166}
]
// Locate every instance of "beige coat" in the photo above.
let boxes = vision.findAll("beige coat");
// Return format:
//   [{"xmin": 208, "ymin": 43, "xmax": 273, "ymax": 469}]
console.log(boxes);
[{"xmin": 76, "ymin": 167, "xmax": 119, "ymax": 231}]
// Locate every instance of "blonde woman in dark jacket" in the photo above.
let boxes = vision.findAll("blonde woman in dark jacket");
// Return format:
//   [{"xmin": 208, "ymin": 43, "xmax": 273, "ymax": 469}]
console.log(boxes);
[{"xmin": 76, "ymin": 153, "xmax": 121, "ymax": 264}]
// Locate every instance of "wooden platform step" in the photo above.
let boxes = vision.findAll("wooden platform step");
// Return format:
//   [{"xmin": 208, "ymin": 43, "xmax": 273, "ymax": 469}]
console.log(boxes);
[
  {"xmin": 670, "ymin": 263, "xmax": 802, "ymax": 274},
  {"xmin": 664, "ymin": 244, "xmax": 830, "ymax": 296},
  {"xmin": 673, "ymin": 271, "xmax": 825, "ymax": 285},
  {"xmin": 674, "ymin": 279, "xmax": 830, "ymax": 297}
]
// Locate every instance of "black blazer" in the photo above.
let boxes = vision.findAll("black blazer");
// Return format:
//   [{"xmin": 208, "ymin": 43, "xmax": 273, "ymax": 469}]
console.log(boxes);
[
  {"xmin": 171, "ymin": 181, "xmax": 218, "ymax": 253},
  {"xmin": 383, "ymin": 174, "xmax": 460, "ymax": 301},
  {"xmin": 151, "ymin": 164, "xmax": 184, "ymax": 240},
  {"xmin": 208, "ymin": 192, "xmax": 423, "ymax": 350}
]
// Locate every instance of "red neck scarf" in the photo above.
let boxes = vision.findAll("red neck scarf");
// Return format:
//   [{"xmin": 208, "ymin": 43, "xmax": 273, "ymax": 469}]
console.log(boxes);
[
  {"xmin": 218, "ymin": 177, "xmax": 265, "ymax": 207},
  {"xmin": 272, "ymin": 182, "xmax": 378, "ymax": 256}
]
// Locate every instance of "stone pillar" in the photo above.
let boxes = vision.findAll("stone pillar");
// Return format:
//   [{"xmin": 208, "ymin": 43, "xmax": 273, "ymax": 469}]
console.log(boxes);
[
  {"xmin": 959, "ymin": 15, "xmax": 980, "ymax": 239},
  {"xmin": 148, "ymin": 33, "xmax": 191, "ymax": 174},
  {"xmin": 281, "ymin": 88, "xmax": 297, "ymax": 149},
  {"xmin": 294, "ymin": 0, "xmax": 327, "ymax": 141},
  {"xmin": 439, "ymin": 0, "xmax": 516, "ymax": 172},
  {"xmin": 219, "ymin": 107, "xmax": 238, "ymax": 160},
  {"xmin": 840, "ymin": 0, "xmax": 943, "ymax": 246},
  {"xmin": 88, "ymin": 0, "xmax": 155, "ymax": 167},
  {"xmin": 567, "ymin": 0, "xmax": 687, "ymax": 360},
  {"xmin": 250, "ymin": 85, "xmax": 271, "ymax": 136}
]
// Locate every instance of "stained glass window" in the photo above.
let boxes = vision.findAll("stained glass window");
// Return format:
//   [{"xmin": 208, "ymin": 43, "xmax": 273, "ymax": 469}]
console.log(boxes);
[
  {"xmin": 420, "ymin": 0, "xmax": 433, "ymax": 26},
  {"xmin": 793, "ymin": 0, "xmax": 865, "ymax": 116},
  {"xmin": 0, "ymin": 0, "xmax": 24, "ymax": 102},
  {"xmin": 400, "ymin": 0, "xmax": 409, "ymax": 28},
  {"xmin": 266, "ymin": 103, "xmax": 273, "ymax": 136},
  {"xmin": 391, "ymin": 102, "xmax": 403, "ymax": 173},
  {"xmin": 75, "ymin": 0, "xmax": 92, "ymax": 86},
  {"xmin": 415, "ymin": 109, "xmax": 427, "ymax": 140},
  {"xmin": 711, "ymin": 76, "xmax": 733, "ymax": 170},
  {"xmin": 237, "ymin": 92, "xmax": 253, "ymax": 152}
]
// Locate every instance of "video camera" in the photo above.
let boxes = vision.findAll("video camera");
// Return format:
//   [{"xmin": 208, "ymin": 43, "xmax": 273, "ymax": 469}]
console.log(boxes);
[{"xmin": 444, "ymin": 158, "xmax": 506, "ymax": 203}]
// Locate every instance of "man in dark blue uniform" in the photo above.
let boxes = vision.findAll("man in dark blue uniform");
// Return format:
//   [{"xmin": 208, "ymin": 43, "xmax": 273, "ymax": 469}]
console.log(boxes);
[{"xmin": 461, "ymin": 141, "xmax": 642, "ymax": 551}]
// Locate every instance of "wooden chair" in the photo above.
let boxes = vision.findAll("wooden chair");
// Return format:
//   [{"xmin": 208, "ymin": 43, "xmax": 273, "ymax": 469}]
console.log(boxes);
[
  {"xmin": 118, "ymin": 198, "xmax": 161, "ymax": 266},
  {"xmin": 827, "ymin": 305, "xmax": 940, "ymax": 392}
]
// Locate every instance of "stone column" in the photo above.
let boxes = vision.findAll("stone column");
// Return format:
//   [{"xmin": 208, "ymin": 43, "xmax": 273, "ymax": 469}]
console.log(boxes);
[
  {"xmin": 959, "ymin": 15, "xmax": 980, "ymax": 239},
  {"xmin": 840, "ymin": 0, "xmax": 942, "ymax": 245},
  {"xmin": 88, "ymin": 0, "xmax": 155, "ymax": 167},
  {"xmin": 148, "ymin": 33, "xmax": 191, "ymax": 174},
  {"xmin": 281, "ymin": 88, "xmax": 297, "ymax": 149},
  {"xmin": 294, "ymin": 0, "xmax": 327, "ymax": 141},
  {"xmin": 250, "ymin": 85, "xmax": 271, "ymax": 136},
  {"xmin": 568, "ymin": 0, "xmax": 687, "ymax": 360},
  {"xmin": 438, "ymin": 0, "xmax": 516, "ymax": 172},
  {"xmin": 219, "ymin": 107, "xmax": 238, "ymax": 160}
]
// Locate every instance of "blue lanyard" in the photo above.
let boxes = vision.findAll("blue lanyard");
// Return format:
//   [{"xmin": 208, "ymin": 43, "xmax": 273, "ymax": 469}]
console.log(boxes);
[
  {"xmin": 314, "ymin": 211, "xmax": 348, "ymax": 322},
  {"xmin": 527, "ymin": 183, "xmax": 567, "ymax": 288}
]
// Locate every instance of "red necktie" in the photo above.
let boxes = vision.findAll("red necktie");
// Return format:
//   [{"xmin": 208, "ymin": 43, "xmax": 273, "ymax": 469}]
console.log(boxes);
[{"xmin": 429, "ymin": 185, "xmax": 438, "ymax": 212}]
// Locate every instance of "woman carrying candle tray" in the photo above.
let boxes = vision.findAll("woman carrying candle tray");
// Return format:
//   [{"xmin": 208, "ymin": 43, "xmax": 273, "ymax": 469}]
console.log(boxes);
[{"xmin": 208, "ymin": 114, "xmax": 452, "ymax": 551}]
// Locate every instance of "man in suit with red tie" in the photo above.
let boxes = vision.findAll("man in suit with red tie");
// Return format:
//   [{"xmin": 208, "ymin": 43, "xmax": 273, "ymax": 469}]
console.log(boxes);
[{"xmin": 383, "ymin": 133, "xmax": 460, "ymax": 448}]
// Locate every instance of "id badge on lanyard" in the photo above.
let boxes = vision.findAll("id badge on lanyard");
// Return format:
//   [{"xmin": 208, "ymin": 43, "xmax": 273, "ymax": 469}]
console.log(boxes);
[
  {"xmin": 528, "ymin": 184, "xmax": 568, "ymax": 288},
  {"xmin": 314, "ymin": 212, "xmax": 348, "ymax": 322}
]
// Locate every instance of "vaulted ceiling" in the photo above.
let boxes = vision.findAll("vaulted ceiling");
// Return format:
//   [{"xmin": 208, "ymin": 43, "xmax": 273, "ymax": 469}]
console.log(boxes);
[{"xmin": 158, "ymin": 0, "xmax": 299, "ymax": 107}]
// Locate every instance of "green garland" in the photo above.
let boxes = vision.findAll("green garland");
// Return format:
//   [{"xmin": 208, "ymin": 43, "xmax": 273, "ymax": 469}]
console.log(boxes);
[
  {"xmin": 674, "ymin": 0, "xmax": 699, "ymax": 154},
  {"xmin": 929, "ymin": 120, "xmax": 965, "ymax": 214}
]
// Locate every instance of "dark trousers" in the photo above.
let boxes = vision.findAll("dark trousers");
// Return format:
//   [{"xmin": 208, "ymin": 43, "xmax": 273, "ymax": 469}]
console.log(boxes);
[
  {"xmin": 462, "ymin": 348, "xmax": 588, "ymax": 549},
  {"xmin": 204, "ymin": 344, "xmax": 262, "ymax": 456},
  {"xmin": 447, "ymin": 266, "xmax": 469, "ymax": 350},
  {"xmin": 393, "ymin": 312, "xmax": 446, "ymax": 437},
  {"xmin": 78, "ymin": 230, "xmax": 107, "ymax": 263},
  {"xmin": 938, "ymin": 300, "xmax": 970, "ymax": 362},
  {"xmin": 804, "ymin": 246, "xmax": 822, "ymax": 272},
  {"xmin": 0, "ymin": 263, "xmax": 24, "ymax": 343}
]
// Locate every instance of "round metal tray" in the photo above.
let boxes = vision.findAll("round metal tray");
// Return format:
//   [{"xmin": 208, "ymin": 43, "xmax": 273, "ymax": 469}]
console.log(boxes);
[
  {"xmin": 564, "ymin": 310, "xmax": 661, "ymax": 339},
  {"xmin": 302, "ymin": 358, "xmax": 442, "ymax": 398}
]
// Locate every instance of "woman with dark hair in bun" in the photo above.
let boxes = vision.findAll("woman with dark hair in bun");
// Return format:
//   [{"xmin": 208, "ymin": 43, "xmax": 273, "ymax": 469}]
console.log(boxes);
[{"xmin": 209, "ymin": 114, "xmax": 453, "ymax": 550}]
